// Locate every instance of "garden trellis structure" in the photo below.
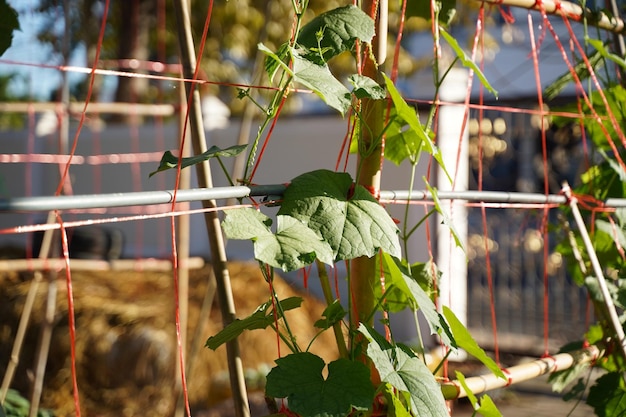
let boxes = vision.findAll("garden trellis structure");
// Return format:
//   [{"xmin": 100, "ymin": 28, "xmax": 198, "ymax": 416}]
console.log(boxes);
[{"xmin": 3, "ymin": 0, "xmax": 626, "ymax": 416}]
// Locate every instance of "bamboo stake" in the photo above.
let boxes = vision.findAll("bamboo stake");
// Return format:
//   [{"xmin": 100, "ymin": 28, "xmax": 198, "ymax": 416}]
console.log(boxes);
[
  {"xmin": 171, "ymin": 1, "xmax": 250, "ymax": 417},
  {"xmin": 562, "ymin": 182, "xmax": 626, "ymax": 372},
  {"xmin": 351, "ymin": 0, "xmax": 387, "ymax": 330},
  {"xmin": 440, "ymin": 345, "xmax": 601, "ymax": 399},
  {"xmin": 473, "ymin": 0, "xmax": 626, "ymax": 34}
]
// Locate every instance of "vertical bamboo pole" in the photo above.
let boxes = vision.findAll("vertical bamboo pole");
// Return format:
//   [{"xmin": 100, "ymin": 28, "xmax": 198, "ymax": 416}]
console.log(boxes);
[
  {"xmin": 171, "ymin": 2, "xmax": 250, "ymax": 417},
  {"xmin": 351, "ymin": 0, "xmax": 387, "ymax": 329},
  {"xmin": 174, "ymin": 86, "xmax": 191, "ymax": 417}
]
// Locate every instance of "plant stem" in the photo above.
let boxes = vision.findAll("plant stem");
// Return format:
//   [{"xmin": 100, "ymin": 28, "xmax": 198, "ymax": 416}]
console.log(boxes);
[{"xmin": 315, "ymin": 260, "xmax": 349, "ymax": 358}]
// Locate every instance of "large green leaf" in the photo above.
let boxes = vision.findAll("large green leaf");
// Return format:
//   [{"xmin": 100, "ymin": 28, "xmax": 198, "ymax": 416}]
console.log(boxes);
[
  {"xmin": 149, "ymin": 145, "xmax": 247, "ymax": 177},
  {"xmin": 0, "ymin": 0, "xmax": 19, "ymax": 58},
  {"xmin": 359, "ymin": 324, "xmax": 449, "ymax": 417},
  {"xmin": 265, "ymin": 352, "xmax": 375, "ymax": 417},
  {"xmin": 443, "ymin": 306, "xmax": 506, "ymax": 380},
  {"xmin": 222, "ymin": 208, "xmax": 334, "ymax": 272},
  {"xmin": 297, "ymin": 5, "xmax": 375, "ymax": 64},
  {"xmin": 205, "ymin": 297, "xmax": 303, "ymax": 350},
  {"xmin": 440, "ymin": 29, "xmax": 497, "ymax": 98},
  {"xmin": 278, "ymin": 169, "xmax": 401, "ymax": 260}
]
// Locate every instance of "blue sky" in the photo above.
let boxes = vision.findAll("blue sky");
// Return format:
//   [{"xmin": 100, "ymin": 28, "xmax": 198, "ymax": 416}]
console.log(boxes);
[{"xmin": 1, "ymin": 0, "xmax": 86, "ymax": 100}]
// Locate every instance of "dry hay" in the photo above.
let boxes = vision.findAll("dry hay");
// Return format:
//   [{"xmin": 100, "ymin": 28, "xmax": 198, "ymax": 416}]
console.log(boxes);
[{"xmin": 0, "ymin": 256, "xmax": 339, "ymax": 417}]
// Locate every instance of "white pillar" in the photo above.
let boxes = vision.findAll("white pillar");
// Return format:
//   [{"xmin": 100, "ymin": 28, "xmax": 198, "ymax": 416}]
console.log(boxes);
[{"xmin": 436, "ymin": 68, "xmax": 469, "ymax": 359}]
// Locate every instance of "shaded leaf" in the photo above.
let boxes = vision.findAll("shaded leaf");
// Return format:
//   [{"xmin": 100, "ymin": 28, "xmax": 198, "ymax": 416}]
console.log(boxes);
[
  {"xmin": 0, "ymin": 0, "xmax": 19, "ymax": 58},
  {"xmin": 544, "ymin": 48, "xmax": 603, "ymax": 100},
  {"xmin": 587, "ymin": 372, "xmax": 626, "ymax": 417},
  {"xmin": 205, "ymin": 297, "xmax": 303, "ymax": 350},
  {"xmin": 440, "ymin": 29, "xmax": 497, "ymax": 97},
  {"xmin": 314, "ymin": 299, "xmax": 346, "ymax": 330},
  {"xmin": 222, "ymin": 208, "xmax": 334, "ymax": 272},
  {"xmin": 360, "ymin": 324, "xmax": 449, "ymax": 417},
  {"xmin": 297, "ymin": 5, "xmax": 375, "ymax": 64},
  {"xmin": 443, "ymin": 306, "xmax": 506, "ymax": 380},
  {"xmin": 265, "ymin": 352, "xmax": 374, "ymax": 417},
  {"xmin": 278, "ymin": 169, "xmax": 401, "ymax": 260},
  {"xmin": 149, "ymin": 145, "xmax": 247, "ymax": 177},
  {"xmin": 406, "ymin": 0, "xmax": 457, "ymax": 26}
]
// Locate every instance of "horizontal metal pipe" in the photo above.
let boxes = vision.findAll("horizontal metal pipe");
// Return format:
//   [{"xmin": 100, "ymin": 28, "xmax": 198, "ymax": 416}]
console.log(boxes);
[
  {"xmin": 0, "ymin": 185, "xmax": 287, "ymax": 212},
  {"xmin": 2, "ymin": 186, "xmax": 626, "ymax": 212}
]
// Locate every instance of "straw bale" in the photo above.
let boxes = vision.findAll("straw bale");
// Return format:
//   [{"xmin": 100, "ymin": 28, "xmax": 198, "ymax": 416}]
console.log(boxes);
[{"xmin": 0, "ymin": 256, "xmax": 339, "ymax": 417}]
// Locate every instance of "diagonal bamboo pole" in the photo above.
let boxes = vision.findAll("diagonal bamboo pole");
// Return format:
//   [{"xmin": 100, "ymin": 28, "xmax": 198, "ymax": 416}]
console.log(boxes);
[
  {"xmin": 171, "ymin": 1, "xmax": 249, "ymax": 417},
  {"xmin": 562, "ymin": 182, "xmax": 626, "ymax": 375},
  {"xmin": 440, "ymin": 345, "xmax": 601, "ymax": 399}
]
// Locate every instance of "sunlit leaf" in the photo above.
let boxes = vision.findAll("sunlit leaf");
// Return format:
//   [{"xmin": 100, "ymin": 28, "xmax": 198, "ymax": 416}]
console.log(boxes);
[
  {"xmin": 440, "ymin": 29, "xmax": 497, "ymax": 97},
  {"xmin": 278, "ymin": 169, "xmax": 401, "ymax": 260},
  {"xmin": 297, "ymin": 5, "xmax": 375, "ymax": 64},
  {"xmin": 349, "ymin": 74, "xmax": 386, "ymax": 100},
  {"xmin": 457, "ymin": 371, "xmax": 503, "ymax": 417},
  {"xmin": 291, "ymin": 49, "xmax": 351, "ymax": 115},
  {"xmin": 222, "ymin": 208, "xmax": 334, "ymax": 272},
  {"xmin": 205, "ymin": 297, "xmax": 303, "ymax": 350},
  {"xmin": 425, "ymin": 181, "xmax": 464, "ymax": 250},
  {"xmin": 443, "ymin": 306, "xmax": 506, "ymax": 380},
  {"xmin": 360, "ymin": 324, "xmax": 449, "ymax": 417},
  {"xmin": 375, "ymin": 252, "xmax": 454, "ymax": 347},
  {"xmin": 149, "ymin": 145, "xmax": 247, "ymax": 177}
]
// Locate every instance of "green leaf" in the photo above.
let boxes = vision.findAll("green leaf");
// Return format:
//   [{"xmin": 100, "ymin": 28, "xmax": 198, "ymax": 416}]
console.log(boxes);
[
  {"xmin": 426, "ymin": 181, "xmax": 465, "ymax": 250},
  {"xmin": 440, "ymin": 29, "xmax": 497, "ymax": 98},
  {"xmin": 375, "ymin": 252, "xmax": 454, "ymax": 347},
  {"xmin": 381, "ymin": 382, "xmax": 413, "ymax": 417},
  {"xmin": 382, "ymin": 73, "xmax": 449, "ymax": 175},
  {"xmin": 0, "ymin": 0, "xmax": 20, "ymax": 58},
  {"xmin": 544, "ymin": 48, "xmax": 603, "ymax": 100},
  {"xmin": 149, "ymin": 145, "xmax": 247, "ymax": 177},
  {"xmin": 314, "ymin": 299, "xmax": 346, "ymax": 330},
  {"xmin": 278, "ymin": 169, "xmax": 401, "ymax": 260},
  {"xmin": 297, "ymin": 5, "xmax": 375, "ymax": 64},
  {"xmin": 265, "ymin": 352, "xmax": 375, "ymax": 417},
  {"xmin": 457, "ymin": 372, "xmax": 503, "ymax": 417},
  {"xmin": 205, "ymin": 297, "xmax": 303, "ymax": 350},
  {"xmin": 359, "ymin": 324, "xmax": 449, "ymax": 417},
  {"xmin": 291, "ymin": 48, "xmax": 352, "ymax": 115},
  {"xmin": 443, "ymin": 306, "xmax": 506, "ymax": 380},
  {"xmin": 587, "ymin": 372, "xmax": 626, "ymax": 417},
  {"xmin": 406, "ymin": 0, "xmax": 457, "ymax": 26},
  {"xmin": 222, "ymin": 208, "xmax": 334, "ymax": 272},
  {"xmin": 588, "ymin": 38, "xmax": 626, "ymax": 70},
  {"xmin": 349, "ymin": 74, "xmax": 386, "ymax": 100}
]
